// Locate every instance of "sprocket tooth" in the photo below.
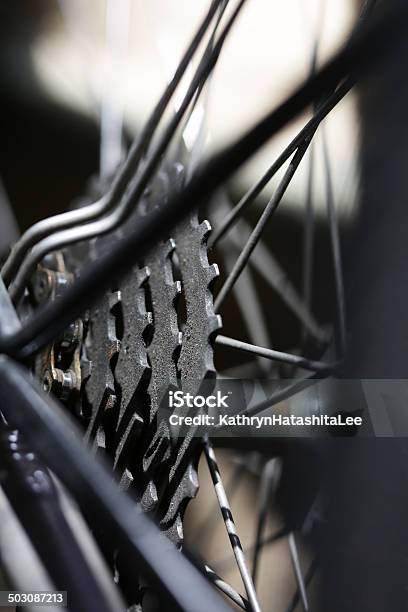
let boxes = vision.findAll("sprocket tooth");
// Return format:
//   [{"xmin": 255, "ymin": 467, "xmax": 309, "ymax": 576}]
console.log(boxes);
[
  {"xmin": 137, "ymin": 162, "xmax": 223, "ymax": 547},
  {"xmin": 119, "ymin": 468, "xmax": 134, "ymax": 492},
  {"xmin": 137, "ymin": 265, "xmax": 150, "ymax": 286},
  {"xmin": 173, "ymin": 210, "xmax": 221, "ymax": 386},
  {"xmin": 160, "ymin": 463, "xmax": 199, "ymax": 543},
  {"xmin": 198, "ymin": 219, "xmax": 212, "ymax": 241},
  {"xmin": 95, "ymin": 428, "xmax": 106, "ymax": 452},
  {"xmin": 141, "ymin": 481, "xmax": 158, "ymax": 513},
  {"xmin": 207, "ymin": 263, "xmax": 220, "ymax": 286},
  {"xmin": 113, "ymin": 411, "xmax": 144, "ymax": 471},
  {"xmin": 82, "ymin": 279, "xmax": 121, "ymax": 453},
  {"xmin": 164, "ymin": 515, "xmax": 184, "ymax": 549},
  {"xmin": 142, "ymin": 422, "xmax": 171, "ymax": 473},
  {"xmin": 209, "ymin": 313, "xmax": 223, "ymax": 336},
  {"xmin": 114, "ymin": 262, "xmax": 151, "ymax": 466},
  {"xmin": 86, "ymin": 386, "xmax": 117, "ymax": 451},
  {"xmin": 145, "ymin": 229, "xmax": 180, "ymax": 423},
  {"xmin": 166, "ymin": 238, "xmax": 177, "ymax": 256},
  {"xmin": 109, "ymin": 290, "xmax": 121, "ymax": 311}
]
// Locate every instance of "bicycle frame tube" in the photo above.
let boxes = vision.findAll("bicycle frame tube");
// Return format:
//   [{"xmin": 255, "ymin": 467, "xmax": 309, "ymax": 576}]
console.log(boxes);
[
  {"xmin": 0, "ymin": 0, "xmax": 405, "ymax": 361},
  {"xmin": 0, "ymin": 426, "xmax": 116, "ymax": 612},
  {"xmin": 0, "ymin": 356, "xmax": 231, "ymax": 612}
]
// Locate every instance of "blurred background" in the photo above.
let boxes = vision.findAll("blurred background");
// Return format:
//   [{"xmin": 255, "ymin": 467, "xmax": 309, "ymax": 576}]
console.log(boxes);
[
  {"xmin": 0, "ymin": 0, "xmax": 360, "ymax": 356},
  {"xmin": 0, "ymin": 0, "xmax": 357, "ymax": 227}
]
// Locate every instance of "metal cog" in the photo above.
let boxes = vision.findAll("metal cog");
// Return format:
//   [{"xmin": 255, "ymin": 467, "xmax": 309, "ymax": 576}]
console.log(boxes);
[
  {"xmin": 138, "ymin": 162, "xmax": 222, "ymax": 545},
  {"xmin": 38, "ymin": 162, "xmax": 221, "ymax": 551},
  {"xmin": 83, "ymin": 287, "xmax": 121, "ymax": 452},
  {"xmin": 113, "ymin": 262, "xmax": 152, "ymax": 482},
  {"xmin": 30, "ymin": 162, "xmax": 221, "ymax": 612}
]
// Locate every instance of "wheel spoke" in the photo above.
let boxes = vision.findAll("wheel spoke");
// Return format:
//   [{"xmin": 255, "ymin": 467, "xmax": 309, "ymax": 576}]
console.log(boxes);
[
  {"xmin": 286, "ymin": 558, "xmax": 318, "ymax": 612},
  {"xmin": 205, "ymin": 565, "xmax": 250, "ymax": 610},
  {"xmin": 203, "ymin": 437, "xmax": 262, "ymax": 612},
  {"xmin": 2, "ymin": 0, "xmax": 225, "ymax": 286},
  {"xmin": 99, "ymin": 0, "xmax": 130, "ymax": 177},
  {"xmin": 208, "ymin": 79, "xmax": 353, "ymax": 249},
  {"xmin": 321, "ymin": 127, "xmax": 347, "ymax": 356},
  {"xmin": 209, "ymin": 0, "xmax": 378, "ymax": 250},
  {"xmin": 214, "ymin": 135, "xmax": 315, "ymax": 311},
  {"xmin": 214, "ymin": 527, "xmax": 288, "ymax": 572},
  {"xmin": 288, "ymin": 532, "xmax": 309, "ymax": 612},
  {"xmin": 216, "ymin": 335, "xmax": 335, "ymax": 372},
  {"xmin": 8, "ymin": 0, "xmax": 249, "ymax": 304},
  {"xmin": 213, "ymin": 193, "xmax": 275, "ymax": 372},
  {"xmin": 299, "ymin": 0, "xmax": 321, "ymax": 349},
  {"xmin": 214, "ymin": 375, "xmax": 323, "ymax": 428},
  {"xmin": 179, "ymin": 0, "xmax": 230, "ymax": 176},
  {"xmin": 214, "ymin": 196, "xmax": 326, "ymax": 343},
  {"xmin": 302, "ymin": 140, "xmax": 316, "ymax": 346},
  {"xmin": 252, "ymin": 459, "xmax": 281, "ymax": 585},
  {"xmin": 195, "ymin": 460, "xmax": 245, "ymax": 548},
  {"xmin": 5, "ymin": 1, "xmax": 401, "ymax": 357}
]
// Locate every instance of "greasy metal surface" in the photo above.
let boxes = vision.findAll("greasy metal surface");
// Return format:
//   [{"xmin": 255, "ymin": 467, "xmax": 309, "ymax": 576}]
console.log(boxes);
[{"xmin": 33, "ymin": 256, "xmax": 82, "ymax": 406}]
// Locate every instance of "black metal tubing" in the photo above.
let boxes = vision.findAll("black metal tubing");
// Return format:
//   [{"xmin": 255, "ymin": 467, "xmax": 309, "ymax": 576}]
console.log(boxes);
[
  {"xmin": 0, "ymin": 0, "xmax": 404, "ymax": 360},
  {"xmin": 0, "ymin": 427, "xmax": 114, "ymax": 612},
  {"xmin": 7, "ymin": 0, "xmax": 246, "ymax": 304},
  {"xmin": 208, "ymin": 0, "xmax": 379, "ymax": 250},
  {"xmin": 0, "ymin": 272, "xmax": 224, "ymax": 610},
  {"xmin": 0, "ymin": 356, "xmax": 230, "ymax": 612},
  {"xmin": 1, "ymin": 0, "xmax": 225, "ymax": 287}
]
